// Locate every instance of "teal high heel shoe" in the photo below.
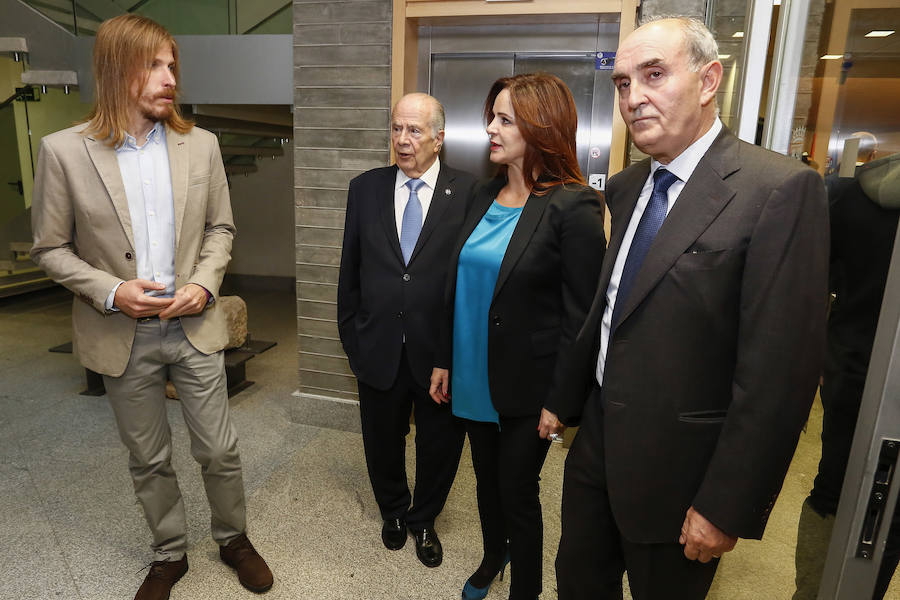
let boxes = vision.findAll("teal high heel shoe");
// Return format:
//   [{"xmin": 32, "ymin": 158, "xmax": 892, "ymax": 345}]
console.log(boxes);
[{"xmin": 461, "ymin": 552, "xmax": 511, "ymax": 600}]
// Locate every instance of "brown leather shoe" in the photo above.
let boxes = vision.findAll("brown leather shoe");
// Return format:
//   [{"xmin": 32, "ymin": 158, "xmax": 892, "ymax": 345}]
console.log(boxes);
[
  {"xmin": 134, "ymin": 555, "xmax": 188, "ymax": 600},
  {"xmin": 220, "ymin": 534, "xmax": 274, "ymax": 593}
]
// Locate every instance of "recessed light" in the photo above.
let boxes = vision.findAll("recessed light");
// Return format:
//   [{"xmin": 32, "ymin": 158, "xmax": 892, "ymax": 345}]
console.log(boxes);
[
  {"xmin": 865, "ymin": 30, "xmax": 895, "ymax": 38},
  {"xmin": 732, "ymin": 31, "xmax": 744, "ymax": 38},
  {"xmin": 820, "ymin": 54, "xmax": 843, "ymax": 60},
  {"xmin": 718, "ymin": 54, "xmax": 732, "ymax": 59}
]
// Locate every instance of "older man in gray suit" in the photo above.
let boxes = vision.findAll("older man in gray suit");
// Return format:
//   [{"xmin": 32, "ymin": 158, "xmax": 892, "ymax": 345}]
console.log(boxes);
[{"xmin": 31, "ymin": 14, "xmax": 272, "ymax": 600}]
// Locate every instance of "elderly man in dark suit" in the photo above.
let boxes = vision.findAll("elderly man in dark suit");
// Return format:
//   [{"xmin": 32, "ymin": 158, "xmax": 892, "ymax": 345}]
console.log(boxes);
[
  {"xmin": 337, "ymin": 93, "xmax": 476, "ymax": 567},
  {"xmin": 554, "ymin": 17, "xmax": 829, "ymax": 599}
]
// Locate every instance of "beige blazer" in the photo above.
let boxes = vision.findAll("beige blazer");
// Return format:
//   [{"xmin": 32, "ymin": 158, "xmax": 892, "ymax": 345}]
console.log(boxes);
[{"xmin": 31, "ymin": 123, "xmax": 235, "ymax": 377}]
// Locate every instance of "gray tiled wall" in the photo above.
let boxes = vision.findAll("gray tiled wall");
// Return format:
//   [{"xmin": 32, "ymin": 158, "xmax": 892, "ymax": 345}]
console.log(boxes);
[{"xmin": 293, "ymin": 0, "xmax": 391, "ymax": 430}]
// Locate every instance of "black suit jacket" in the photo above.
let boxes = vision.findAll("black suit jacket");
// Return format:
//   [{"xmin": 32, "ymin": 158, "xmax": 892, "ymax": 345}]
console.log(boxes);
[
  {"xmin": 438, "ymin": 177, "xmax": 606, "ymax": 418},
  {"xmin": 337, "ymin": 163, "xmax": 476, "ymax": 390},
  {"xmin": 557, "ymin": 129, "xmax": 829, "ymax": 543}
]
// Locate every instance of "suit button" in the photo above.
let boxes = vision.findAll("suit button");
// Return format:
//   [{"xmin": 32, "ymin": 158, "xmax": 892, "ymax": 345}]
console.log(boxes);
[
  {"xmin": 125, "ymin": 252, "xmax": 133, "ymax": 260},
  {"xmin": 402, "ymin": 273, "xmax": 411, "ymax": 282},
  {"xmin": 492, "ymin": 314, "xmax": 501, "ymax": 325}
]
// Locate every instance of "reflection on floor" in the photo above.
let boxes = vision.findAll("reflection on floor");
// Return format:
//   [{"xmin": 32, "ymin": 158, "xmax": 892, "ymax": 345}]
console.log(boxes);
[{"xmin": 0, "ymin": 285, "xmax": 897, "ymax": 600}]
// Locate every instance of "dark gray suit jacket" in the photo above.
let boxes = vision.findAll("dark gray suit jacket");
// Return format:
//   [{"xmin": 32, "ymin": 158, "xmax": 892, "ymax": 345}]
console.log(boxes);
[
  {"xmin": 337, "ymin": 163, "xmax": 476, "ymax": 390},
  {"xmin": 557, "ymin": 129, "xmax": 829, "ymax": 543}
]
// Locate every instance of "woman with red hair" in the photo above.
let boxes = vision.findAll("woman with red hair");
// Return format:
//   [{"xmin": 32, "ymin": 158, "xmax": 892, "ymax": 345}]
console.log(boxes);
[{"xmin": 430, "ymin": 73, "xmax": 606, "ymax": 600}]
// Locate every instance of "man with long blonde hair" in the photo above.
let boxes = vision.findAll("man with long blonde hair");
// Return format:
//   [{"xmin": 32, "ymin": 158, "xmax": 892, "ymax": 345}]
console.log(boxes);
[{"xmin": 31, "ymin": 14, "xmax": 273, "ymax": 600}]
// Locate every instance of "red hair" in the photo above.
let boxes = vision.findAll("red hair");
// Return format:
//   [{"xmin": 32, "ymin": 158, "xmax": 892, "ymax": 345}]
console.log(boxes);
[
  {"xmin": 484, "ymin": 73, "xmax": 586, "ymax": 194},
  {"xmin": 82, "ymin": 14, "xmax": 192, "ymax": 147}
]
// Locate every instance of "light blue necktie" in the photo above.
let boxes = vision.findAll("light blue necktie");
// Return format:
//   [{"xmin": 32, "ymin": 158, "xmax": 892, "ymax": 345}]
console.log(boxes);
[
  {"xmin": 400, "ymin": 178, "xmax": 424, "ymax": 265},
  {"xmin": 610, "ymin": 168, "xmax": 680, "ymax": 333}
]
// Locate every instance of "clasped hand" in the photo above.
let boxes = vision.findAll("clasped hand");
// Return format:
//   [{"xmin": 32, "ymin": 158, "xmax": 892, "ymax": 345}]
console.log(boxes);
[
  {"xmin": 114, "ymin": 279, "xmax": 208, "ymax": 320},
  {"xmin": 679, "ymin": 506, "xmax": 737, "ymax": 563}
]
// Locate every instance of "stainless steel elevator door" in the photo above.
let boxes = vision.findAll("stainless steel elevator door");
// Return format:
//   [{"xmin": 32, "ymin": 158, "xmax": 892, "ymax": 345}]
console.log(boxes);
[
  {"xmin": 431, "ymin": 54, "xmax": 514, "ymax": 182},
  {"xmin": 430, "ymin": 52, "xmax": 615, "ymax": 187}
]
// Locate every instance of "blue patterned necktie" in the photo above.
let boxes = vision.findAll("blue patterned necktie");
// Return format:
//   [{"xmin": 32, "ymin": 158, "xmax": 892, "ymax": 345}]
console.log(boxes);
[
  {"xmin": 400, "ymin": 178, "xmax": 424, "ymax": 265},
  {"xmin": 610, "ymin": 168, "xmax": 680, "ymax": 331}
]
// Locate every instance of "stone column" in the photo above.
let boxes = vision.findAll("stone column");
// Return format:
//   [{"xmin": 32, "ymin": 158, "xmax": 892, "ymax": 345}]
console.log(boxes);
[{"xmin": 293, "ymin": 0, "xmax": 391, "ymax": 431}]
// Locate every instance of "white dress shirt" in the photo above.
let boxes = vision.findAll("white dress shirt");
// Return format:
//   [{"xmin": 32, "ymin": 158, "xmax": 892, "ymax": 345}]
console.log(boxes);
[
  {"xmin": 394, "ymin": 157, "xmax": 440, "ymax": 240},
  {"xmin": 596, "ymin": 118, "xmax": 723, "ymax": 384},
  {"xmin": 105, "ymin": 122, "xmax": 176, "ymax": 310}
]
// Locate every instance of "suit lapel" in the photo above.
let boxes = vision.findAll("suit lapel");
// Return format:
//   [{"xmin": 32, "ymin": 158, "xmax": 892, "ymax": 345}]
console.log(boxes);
[
  {"xmin": 614, "ymin": 131, "xmax": 741, "ymax": 328},
  {"xmin": 379, "ymin": 165, "xmax": 404, "ymax": 265},
  {"xmin": 491, "ymin": 187, "xmax": 550, "ymax": 304},
  {"xmin": 167, "ymin": 126, "xmax": 189, "ymax": 250},
  {"xmin": 407, "ymin": 165, "xmax": 454, "ymax": 266},
  {"xmin": 84, "ymin": 135, "xmax": 135, "ymax": 249}
]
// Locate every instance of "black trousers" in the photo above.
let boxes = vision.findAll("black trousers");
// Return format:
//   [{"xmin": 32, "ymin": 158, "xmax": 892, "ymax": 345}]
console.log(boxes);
[
  {"xmin": 357, "ymin": 349, "xmax": 464, "ymax": 530},
  {"xmin": 556, "ymin": 387, "xmax": 719, "ymax": 600},
  {"xmin": 466, "ymin": 415, "xmax": 551, "ymax": 600}
]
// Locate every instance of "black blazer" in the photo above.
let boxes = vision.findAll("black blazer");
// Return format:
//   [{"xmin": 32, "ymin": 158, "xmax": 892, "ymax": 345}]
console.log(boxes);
[
  {"xmin": 337, "ymin": 163, "xmax": 477, "ymax": 391},
  {"xmin": 556, "ymin": 129, "xmax": 829, "ymax": 543},
  {"xmin": 438, "ymin": 177, "xmax": 606, "ymax": 418}
]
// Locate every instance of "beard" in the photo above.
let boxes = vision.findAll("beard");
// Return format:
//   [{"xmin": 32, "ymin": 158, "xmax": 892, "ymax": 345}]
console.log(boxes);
[{"xmin": 140, "ymin": 91, "xmax": 176, "ymax": 123}]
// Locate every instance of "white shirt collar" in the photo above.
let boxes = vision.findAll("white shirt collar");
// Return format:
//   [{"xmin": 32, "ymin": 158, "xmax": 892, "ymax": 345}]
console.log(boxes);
[
  {"xmin": 650, "ymin": 118, "xmax": 723, "ymax": 183},
  {"xmin": 118, "ymin": 122, "xmax": 164, "ymax": 152},
  {"xmin": 395, "ymin": 157, "xmax": 441, "ymax": 191}
]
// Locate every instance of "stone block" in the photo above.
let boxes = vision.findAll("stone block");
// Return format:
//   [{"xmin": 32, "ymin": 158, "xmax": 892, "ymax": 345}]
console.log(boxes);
[
  {"xmin": 297, "ymin": 281, "xmax": 338, "ymax": 303},
  {"xmin": 298, "ymin": 299, "xmax": 337, "ymax": 320},
  {"xmin": 297, "ymin": 333, "xmax": 345, "ymax": 356},
  {"xmin": 294, "ymin": 107, "xmax": 389, "ymax": 129},
  {"xmin": 299, "ymin": 352, "xmax": 353, "ymax": 376},
  {"xmin": 219, "ymin": 295, "xmax": 248, "ymax": 350},
  {"xmin": 298, "ymin": 316, "xmax": 339, "ymax": 339},
  {"xmin": 296, "ymin": 167, "xmax": 358, "ymax": 189},
  {"xmin": 296, "ymin": 65, "xmax": 390, "ymax": 87},
  {"xmin": 293, "ymin": 1, "xmax": 391, "ymax": 25},
  {"xmin": 294, "ymin": 148, "xmax": 388, "ymax": 171},
  {"xmin": 296, "ymin": 263, "xmax": 340, "ymax": 285},
  {"xmin": 295, "ymin": 186, "xmax": 350, "ymax": 208},
  {"xmin": 294, "ymin": 24, "xmax": 342, "ymax": 45},
  {"xmin": 297, "ymin": 206, "xmax": 345, "ymax": 228},
  {"xmin": 339, "ymin": 22, "xmax": 391, "ymax": 44},
  {"xmin": 295, "ymin": 127, "xmax": 389, "ymax": 151},
  {"xmin": 290, "ymin": 391, "xmax": 361, "ymax": 432},
  {"xmin": 294, "ymin": 44, "xmax": 390, "ymax": 66},
  {"xmin": 295, "ymin": 226, "xmax": 345, "ymax": 247},
  {"xmin": 295, "ymin": 86, "xmax": 390, "ymax": 108},
  {"xmin": 298, "ymin": 368, "xmax": 359, "ymax": 393},
  {"xmin": 296, "ymin": 245, "xmax": 342, "ymax": 266}
]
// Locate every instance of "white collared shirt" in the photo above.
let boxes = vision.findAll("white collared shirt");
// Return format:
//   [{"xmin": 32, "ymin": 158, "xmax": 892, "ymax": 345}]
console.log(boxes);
[
  {"xmin": 105, "ymin": 122, "xmax": 175, "ymax": 310},
  {"xmin": 394, "ymin": 157, "xmax": 440, "ymax": 240},
  {"xmin": 596, "ymin": 118, "xmax": 723, "ymax": 384}
]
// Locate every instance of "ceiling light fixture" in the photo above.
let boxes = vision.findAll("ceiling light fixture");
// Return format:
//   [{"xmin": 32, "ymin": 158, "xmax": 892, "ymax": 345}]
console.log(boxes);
[
  {"xmin": 732, "ymin": 31, "xmax": 744, "ymax": 38},
  {"xmin": 865, "ymin": 30, "xmax": 895, "ymax": 38},
  {"xmin": 820, "ymin": 54, "xmax": 843, "ymax": 60}
]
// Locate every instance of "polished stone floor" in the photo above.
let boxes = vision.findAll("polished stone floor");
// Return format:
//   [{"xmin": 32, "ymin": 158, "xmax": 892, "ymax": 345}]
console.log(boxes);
[{"xmin": 0, "ymin": 285, "xmax": 896, "ymax": 599}]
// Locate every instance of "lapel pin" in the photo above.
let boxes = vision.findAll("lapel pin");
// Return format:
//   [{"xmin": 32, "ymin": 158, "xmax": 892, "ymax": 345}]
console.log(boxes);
[{"xmin": 445, "ymin": 188, "xmax": 451, "ymax": 195}]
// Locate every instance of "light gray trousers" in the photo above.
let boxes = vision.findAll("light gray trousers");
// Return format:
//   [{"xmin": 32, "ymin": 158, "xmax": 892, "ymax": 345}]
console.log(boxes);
[{"xmin": 103, "ymin": 318, "xmax": 246, "ymax": 562}]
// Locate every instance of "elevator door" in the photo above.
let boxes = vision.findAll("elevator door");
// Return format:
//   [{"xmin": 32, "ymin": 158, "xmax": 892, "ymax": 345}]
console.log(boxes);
[{"xmin": 430, "ymin": 52, "xmax": 616, "ymax": 189}]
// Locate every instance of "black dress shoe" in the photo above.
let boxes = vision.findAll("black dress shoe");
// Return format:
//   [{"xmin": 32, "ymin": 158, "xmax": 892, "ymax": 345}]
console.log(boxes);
[
  {"xmin": 381, "ymin": 518, "xmax": 407, "ymax": 550},
  {"xmin": 412, "ymin": 527, "xmax": 442, "ymax": 567}
]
